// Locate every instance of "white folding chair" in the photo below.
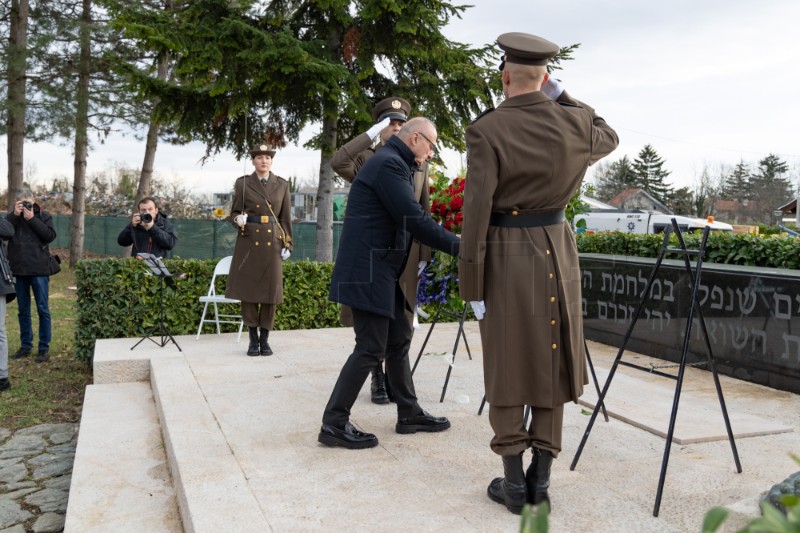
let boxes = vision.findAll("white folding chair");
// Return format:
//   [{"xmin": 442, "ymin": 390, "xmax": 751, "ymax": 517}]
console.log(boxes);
[{"xmin": 195, "ymin": 256, "xmax": 244, "ymax": 341}]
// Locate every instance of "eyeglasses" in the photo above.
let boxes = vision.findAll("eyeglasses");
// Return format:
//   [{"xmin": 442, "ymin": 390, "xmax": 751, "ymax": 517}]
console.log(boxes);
[{"xmin": 417, "ymin": 131, "xmax": 438, "ymax": 153}]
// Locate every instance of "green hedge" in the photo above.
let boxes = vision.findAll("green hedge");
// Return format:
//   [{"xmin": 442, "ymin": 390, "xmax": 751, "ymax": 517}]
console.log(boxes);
[
  {"xmin": 75, "ymin": 258, "xmax": 339, "ymax": 363},
  {"xmin": 576, "ymin": 232, "xmax": 800, "ymax": 269}
]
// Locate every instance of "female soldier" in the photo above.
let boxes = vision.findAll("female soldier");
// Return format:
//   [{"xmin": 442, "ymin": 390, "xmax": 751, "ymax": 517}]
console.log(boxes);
[{"xmin": 226, "ymin": 144, "xmax": 293, "ymax": 356}]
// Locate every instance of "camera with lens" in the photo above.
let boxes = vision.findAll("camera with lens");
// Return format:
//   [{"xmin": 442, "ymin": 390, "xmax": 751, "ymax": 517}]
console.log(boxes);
[
  {"xmin": 21, "ymin": 201, "xmax": 32, "ymax": 210},
  {"xmin": 139, "ymin": 212, "xmax": 153, "ymax": 224}
]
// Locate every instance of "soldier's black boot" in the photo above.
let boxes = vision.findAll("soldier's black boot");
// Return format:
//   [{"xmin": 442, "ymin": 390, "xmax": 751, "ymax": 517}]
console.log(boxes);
[
  {"xmin": 370, "ymin": 364, "xmax": 389, "ymax": 404},
  {"xmin": 259, "ymin": 328, "xmax": 272, "ymax": 356},
  {"xmin": 247, "ymin": 327, "xmax": 260, "ymax": 356},
  {"xmin": 487, "ymin": 453, "xmax": 527, "ymax": 514},
  {"xmin": 526, "ymin": 448, "xmax": 553, "ymax": 510}
]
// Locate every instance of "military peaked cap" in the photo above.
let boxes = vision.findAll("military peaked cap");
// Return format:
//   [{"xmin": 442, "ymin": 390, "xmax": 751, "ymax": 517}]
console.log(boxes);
[
  {"xmin": 497, "ymin": 32, "xmax": 559, "ymax": 71},
  {"xmin": 249, "ymin": 144, "xmax": 276, "ymax": 158},
  {"xmin": 372, "ymin": 97, "xmax": 411, "ymax": 122}
]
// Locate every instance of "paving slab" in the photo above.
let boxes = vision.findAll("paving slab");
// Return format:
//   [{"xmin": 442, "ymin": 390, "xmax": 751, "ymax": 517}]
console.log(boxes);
[{"xmin": 89, "ymin": 326, "xmax": 800, "ymax": 533}]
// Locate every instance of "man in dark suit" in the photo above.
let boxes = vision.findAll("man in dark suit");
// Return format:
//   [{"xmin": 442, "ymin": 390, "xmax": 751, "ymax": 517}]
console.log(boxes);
[
  {"xmin": 459, "ymin": 32, "xmax": 619, "ymax": 513},
  {"xmin": 331, "ymin": 96, "xmax": 431, "ymax": 404},
  {"xmin": 319, "ymin": 117, "xmax": 460, "ymax": 450}
]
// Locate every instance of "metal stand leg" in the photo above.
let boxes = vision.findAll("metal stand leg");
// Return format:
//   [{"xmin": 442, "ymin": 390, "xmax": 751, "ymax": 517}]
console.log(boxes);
[{"xmin": 571, "ymin": 221, "xmax": 741, "ymax": 517}]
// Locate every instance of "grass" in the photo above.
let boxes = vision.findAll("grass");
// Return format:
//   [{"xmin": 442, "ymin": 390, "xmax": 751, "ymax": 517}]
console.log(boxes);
[{"xmin": 1, "ymin": 262, "xmax": 92, "ymax": 430}]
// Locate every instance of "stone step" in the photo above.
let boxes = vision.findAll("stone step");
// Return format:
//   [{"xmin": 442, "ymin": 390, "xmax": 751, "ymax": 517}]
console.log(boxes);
[
  {"xmin": 64, "ymin": 382, "xmax": 182, "ymax": 532},
  {"xmin": 150, "ymin": 355, "xmax": 269, "ymax": 533}
]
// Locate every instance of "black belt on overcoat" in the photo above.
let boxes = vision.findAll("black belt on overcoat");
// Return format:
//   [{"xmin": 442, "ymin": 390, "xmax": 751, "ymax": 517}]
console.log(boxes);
[{"xmin": 489, "ymin": 210, "xmax": 566, "ymax": 227}]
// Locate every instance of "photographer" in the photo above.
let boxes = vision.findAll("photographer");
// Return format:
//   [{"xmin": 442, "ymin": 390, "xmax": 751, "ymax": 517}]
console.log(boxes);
[
  {"xmin": 117, "ymin": 197, "xmax": 177, "ymax": 258},
  {"xmin": 6, "ymin": 190, "xmax": 57, "ymax": 363}
]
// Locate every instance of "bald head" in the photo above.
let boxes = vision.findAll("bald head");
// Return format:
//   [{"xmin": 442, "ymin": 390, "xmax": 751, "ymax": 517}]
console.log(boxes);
[
  {"xmin": 503, "ymin": 63, "xmax": 547, "ymax": 98},
  {"xmin": 397, "ymin": 117, "xmax": 438, "ymax": 165}
]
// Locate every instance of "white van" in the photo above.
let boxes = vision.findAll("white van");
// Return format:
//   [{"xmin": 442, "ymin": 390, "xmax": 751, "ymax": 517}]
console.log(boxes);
[{"xmin": 575, "ymin": 211, "xmax": 734, "ymax": 234}]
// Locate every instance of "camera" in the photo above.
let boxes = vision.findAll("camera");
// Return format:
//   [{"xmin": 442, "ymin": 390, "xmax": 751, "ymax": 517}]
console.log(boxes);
[
  {"xmin": 139, "ymin": 212, "xmax": 153, "ymax": 224},
  {"xmin": 21, "ymin": 201, "xmax": 32, "ymax": 210}
]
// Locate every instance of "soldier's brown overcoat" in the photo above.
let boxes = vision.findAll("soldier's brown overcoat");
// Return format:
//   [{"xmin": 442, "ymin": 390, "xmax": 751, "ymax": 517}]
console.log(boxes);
[
  {"xmin": 331, "ymin": 133, "xmax": 431, "ymax": 324},
  {"xmin": 225, "ymin": 172, "xmax": 293, "ymax": 304},
  {"xmin": 458, "ymin": 90, "xmax": 618, "ymax": 408}
]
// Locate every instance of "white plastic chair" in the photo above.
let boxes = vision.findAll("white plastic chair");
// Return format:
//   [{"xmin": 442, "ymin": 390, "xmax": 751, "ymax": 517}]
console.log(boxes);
[{"xmin": 195, "ymin": 256, "xmax": 244, "ymax": 341}]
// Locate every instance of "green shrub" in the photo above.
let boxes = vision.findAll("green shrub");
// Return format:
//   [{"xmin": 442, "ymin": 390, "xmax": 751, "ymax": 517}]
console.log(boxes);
[
  {"xmin": 576, "ymin": 232, "xmax": 800, "ymax": 269},
  {"xmin": 75, "ymin": 258, "xmax": 340, "ymax": 362}
]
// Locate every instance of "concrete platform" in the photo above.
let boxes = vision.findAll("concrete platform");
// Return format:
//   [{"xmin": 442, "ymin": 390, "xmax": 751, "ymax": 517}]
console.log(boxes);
[{"xmin": 66, "ymin": 323, "xmax": 800, "ymax": 533}]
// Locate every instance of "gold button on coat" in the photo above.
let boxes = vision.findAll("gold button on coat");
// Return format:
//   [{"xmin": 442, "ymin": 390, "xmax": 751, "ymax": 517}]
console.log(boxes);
[
  {"xmin": 551, "ymin": 319, "xmax": 556, "ymax": 325},
  {"xmin": 549, "ymin": 273, "xmax": 554, "ymax": 279},
  {"xmin": 549, "ymin": 296, "xmax": 555, "ymax": 302},
  {"xmin": 551, "ymin": 343, "xmax": 557, "ymax": 350},
  {"xmin": 546, "ymin": 250, "xmax": 550, "ymax": 255}
]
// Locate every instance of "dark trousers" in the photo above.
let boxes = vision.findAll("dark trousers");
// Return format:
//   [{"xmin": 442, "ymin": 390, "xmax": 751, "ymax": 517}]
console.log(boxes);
[
  {"xmin": 15, "ymin": 275, "xmax": 51, "ymax": 351},
  {"xmin": 241, "ymin": 302, "xmax": 276, "ymax": 330},
  {"xmin": 322, "ymin": 285, "xmax": 421, "ymax": 427}
]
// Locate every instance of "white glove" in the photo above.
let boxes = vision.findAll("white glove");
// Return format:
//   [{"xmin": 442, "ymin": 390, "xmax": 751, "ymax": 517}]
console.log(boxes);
[
  {"xmin": 365, "ymin": 117, "xmax": 391, "ymax": 140},
  {"xmin": 542, "ymin": 76, "xmax": 564, "ymax": 100},
  {"xmin": 281, "ymin": 248, "xmax": 291, "ymax": 261},
  {"xmin": 234, "ymin": 214, "xmax": 247, "ymax": 228},
  {"xmin": 470, "ymin": 300, "xmax": 486, "ymax": 320},
  {"xmin": 412, "ymin": 307, "xmax": 421, "ymax": 330},
  {"xmin": 417, "ymin": 261, "xmax": 427, "ymax": 277}
]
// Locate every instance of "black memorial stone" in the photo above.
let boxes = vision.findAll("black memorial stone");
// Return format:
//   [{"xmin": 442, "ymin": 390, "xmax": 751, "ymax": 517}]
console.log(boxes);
[{"xmin": 580, "ymin": 253, "xmax": 800, "ymax": 394}]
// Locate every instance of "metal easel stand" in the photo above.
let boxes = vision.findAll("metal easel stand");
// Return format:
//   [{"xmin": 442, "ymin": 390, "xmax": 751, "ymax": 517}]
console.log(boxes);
[
  {"xmin": 569, "ymin": 219, "xmax": 741, "ymax": 517},
  {"xmin": 477, "ymin": 340, "xmax": 609, "ymax": 424},
  {"xmin": 131, "ymin": 255, "xmax": 182, "ymax": 352},
  {"xmin": 410, "ymin": 302, "xmax": 472, "ymax": 402}
]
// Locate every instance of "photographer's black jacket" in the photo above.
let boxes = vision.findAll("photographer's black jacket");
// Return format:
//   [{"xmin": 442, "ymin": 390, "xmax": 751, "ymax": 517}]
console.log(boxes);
[
  {"xmin": 5, "ymin": 204, "xmax": 57, "ymax": 277},
  {"xmin": 117, "ymin": 212, "xmax": 177, "ymax": 258},
  {"xmin": 0, "ymin": 218, "xmax": 17, "ymax": 302}
]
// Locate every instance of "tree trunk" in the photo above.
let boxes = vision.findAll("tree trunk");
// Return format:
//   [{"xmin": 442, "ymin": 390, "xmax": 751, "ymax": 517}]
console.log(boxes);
[
  {"xmin": 6, "ymin": 0, "xmax": 29, "ymax": 209},
  {"xmin": 136, "ymin": 51, "xmax": 171, "ymax": 202},
  {"xmin": 315, "ymin": 113, "xmax": 337, "ymax": 262},
  {"xmin": 69, "ymin": 0, "xmax": 91, "ymax": 266}
]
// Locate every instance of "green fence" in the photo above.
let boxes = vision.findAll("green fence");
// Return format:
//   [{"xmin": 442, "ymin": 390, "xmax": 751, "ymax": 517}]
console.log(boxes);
[{"xmin": 49, "ymin": 215, "xmax": 344, "ymax": 261}]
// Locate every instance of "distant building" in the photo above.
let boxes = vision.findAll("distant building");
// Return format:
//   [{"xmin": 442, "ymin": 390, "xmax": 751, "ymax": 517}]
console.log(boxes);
[
  {"xmin": 608, "ymin": 188, "xmax": 671, "ymax": 214},
  {"xmin": 291, "ymin": 186, "xmax": 350, "ymax": 222}
]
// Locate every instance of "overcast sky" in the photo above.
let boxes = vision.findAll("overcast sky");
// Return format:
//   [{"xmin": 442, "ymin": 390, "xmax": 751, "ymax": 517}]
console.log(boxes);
[{"xmin": 7, "ymin": 0, "xmax": 800, "ymax": 197}]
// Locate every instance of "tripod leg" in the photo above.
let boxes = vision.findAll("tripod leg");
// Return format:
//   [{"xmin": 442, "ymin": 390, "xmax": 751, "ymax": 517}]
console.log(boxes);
[
  {"xmin": 411, "ymin": 306, "xmax": 442, "ymax": 375},
  {"xmin": 440, "ymin": 305, "xmax": 468, "ymax": 402},
  {"xmin": 585, "ymin": 340, "xmax": 609, "ymax": 423},
  {"xmin": 478, "ymin": 394, "xmax": 487, "ymax": 415},
  {"xmin": 571, "ymin": 229, "xmax": 673, "ymax": 472},
  {"xmin": 458, "ymin": 304, "xmax": 473, "ymax": 360}
]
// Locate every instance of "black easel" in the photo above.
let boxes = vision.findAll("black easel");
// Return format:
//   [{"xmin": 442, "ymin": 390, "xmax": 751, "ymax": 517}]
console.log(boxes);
[
  {"xmin": 570, "ymin": 219, "xmax": 741, "ymax": 517},
  {"xmin": 130, "ymin": 253, "xmax": 182, "ymax": 352},
  {"xmin": 410, "ymin": 303, "xmax": 472, "ymax": 402}
]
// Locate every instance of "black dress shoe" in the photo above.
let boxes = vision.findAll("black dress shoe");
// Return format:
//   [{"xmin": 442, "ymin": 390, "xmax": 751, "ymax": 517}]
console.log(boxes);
[
  {"xmin": 11, "ymin": 347, "xmax": 31, "ymax": 359},
  {"xmin": 35, "ymin": 350, "xmax": 50, "ymax": 363},
  {"xmin": 396, "ymin": 410, "xmax": 451, "ymax": 434},
  {"xmin": 318, "ymin": 422, "xmax": 378, "ymax": 449},
  {"xmin": 0, "ymin": 378, "xmax": 10, "ymax": 392}
]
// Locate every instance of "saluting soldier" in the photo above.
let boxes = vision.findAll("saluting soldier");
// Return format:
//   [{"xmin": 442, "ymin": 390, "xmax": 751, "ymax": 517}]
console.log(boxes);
[
  {"xmin": 331, "ymin": 97, "xmax": 432, "ymax": 404},
  {"xmin": 458, "ymin": 33, "xmax": 619, "ymax": 514},
  {"xmin": 226, "ymin": 144, "xmax": 293, "ymax": 357}
]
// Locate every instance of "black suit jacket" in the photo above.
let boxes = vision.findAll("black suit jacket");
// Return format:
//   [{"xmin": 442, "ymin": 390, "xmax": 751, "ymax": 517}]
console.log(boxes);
[{"xmin": 329, "ymin": 135, "xmax": 459, "ymax": 319}]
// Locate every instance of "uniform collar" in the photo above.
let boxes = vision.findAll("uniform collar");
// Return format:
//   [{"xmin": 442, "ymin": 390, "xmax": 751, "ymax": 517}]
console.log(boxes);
[{"xmin": 498, "ymin": 90, "xmax": 551, "ymax": 109}]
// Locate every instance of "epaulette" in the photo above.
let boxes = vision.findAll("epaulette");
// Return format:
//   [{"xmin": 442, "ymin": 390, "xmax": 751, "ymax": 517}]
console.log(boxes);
[
  {"xmin": 470, "ymin": 107, "xmax": 495, "ymax": 124},
  {"xmin": 274, "ymin": 174, "xmax": 288, "ymax": 184},
  {"xmin": 558, "ymin": 101, "xmax": 582, "ymax": 108}
]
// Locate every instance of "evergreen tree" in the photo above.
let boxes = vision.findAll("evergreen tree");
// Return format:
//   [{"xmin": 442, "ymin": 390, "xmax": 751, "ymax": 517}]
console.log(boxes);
[
  {"xmin": 632, "ymin": 144, "xmax": 672, "ymax": 204},
  {"xmin": 107, "ymin": 0, "xmax": 509, "ymax": 260},
  {"xmin": 748, "ymin": 154, "xmax": 793, "ymax": 224},
  {"xmin": 592, "ymin": 155, "xmax": 637, "ymax": 202},
  {"xmin": 722, "ymin": 160, "xmax": 750, "ymax": 200},
  {"xmin": 668, "ymin": 186, "xmax": 694, "ymax": 215}
]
